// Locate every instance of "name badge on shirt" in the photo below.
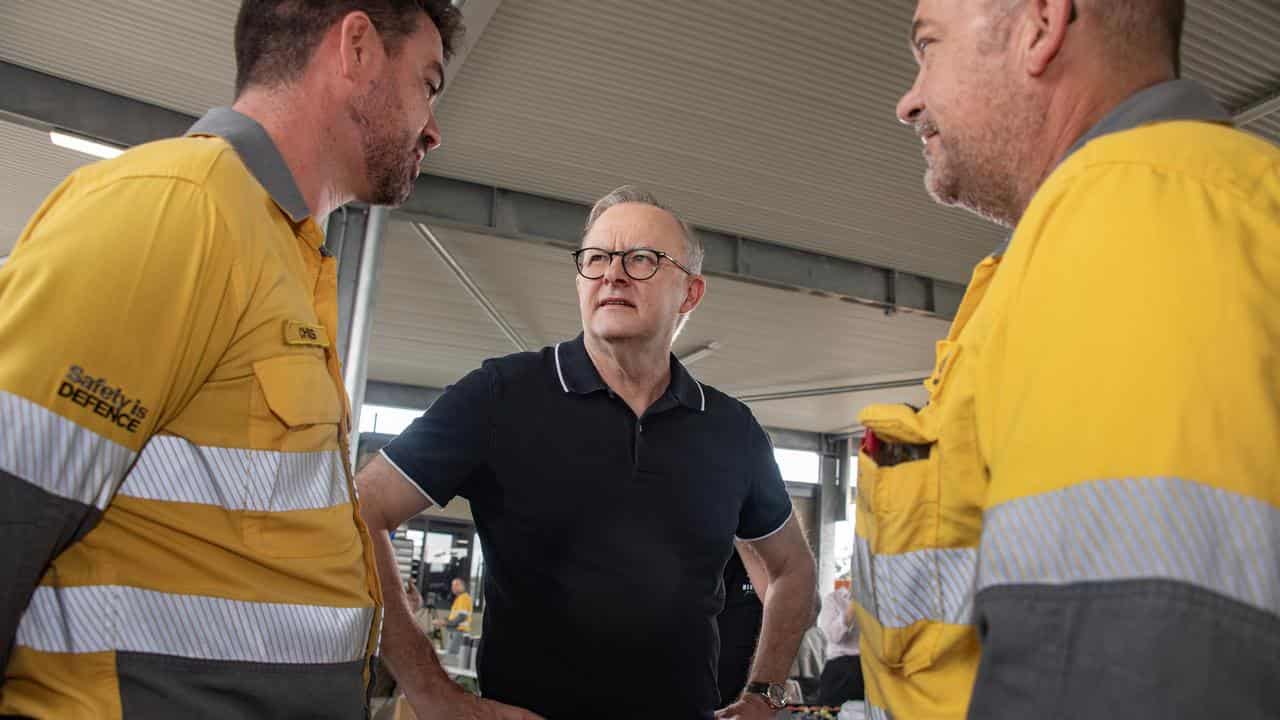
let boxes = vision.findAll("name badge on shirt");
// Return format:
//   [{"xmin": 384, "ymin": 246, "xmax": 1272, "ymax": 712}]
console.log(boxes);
[{"xmin": 284, "ymin": 320, "xmax": 329, "ymax": 347}]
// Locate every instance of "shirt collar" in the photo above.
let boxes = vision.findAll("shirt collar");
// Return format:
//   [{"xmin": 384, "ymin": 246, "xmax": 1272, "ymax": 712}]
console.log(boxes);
[
  {"xmin": 186, "ymin": 107, "xmax": 311, "ymax": 222},
  {"xmin": 1061, "ymin": 79, "xmax": 1230, "ymax": 161},
  {"xmin": 553, "ymin": 334, "xmax": 707, "ymax": 413},
  {"xmin": 993, "ymin": 79, "xmax": 1230, "ymax": 256}
]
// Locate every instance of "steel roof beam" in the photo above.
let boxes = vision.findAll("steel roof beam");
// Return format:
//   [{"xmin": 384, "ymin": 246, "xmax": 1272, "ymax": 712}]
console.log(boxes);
[
  {"xmin": 1234, "ymin": 86, "xmax": 1280, "ymax": 127},
  {"xmin": 0, "ymin": 59, "xmax": 963, "ymax": 320},
  {"xmin": 398, "ymin": 174, "xmax": 964, "ymax": 319}
]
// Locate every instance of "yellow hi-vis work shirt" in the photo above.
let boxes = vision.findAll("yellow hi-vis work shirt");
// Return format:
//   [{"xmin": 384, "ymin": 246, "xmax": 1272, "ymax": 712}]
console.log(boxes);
[
  {"xmin": 855, "ymin": 80, "xmax": 1280, "ymax": 719},
  {"xmin": 0, "ymin": 108, "xmax": 382, "ymax": 719},
  {"xmin": 449, "ymin": 592, "xmax": 474, "ymax": 632}
]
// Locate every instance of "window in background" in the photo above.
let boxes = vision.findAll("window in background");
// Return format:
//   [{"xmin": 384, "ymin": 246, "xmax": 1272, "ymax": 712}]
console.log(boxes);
[
  {"xmin": 402, "ymin": 528, "xmax": 426, "ymax": 589},
  {"xmin": 833, "ymin": 511, "xmax": 856, "ymax": 582},
  {"xmin": 359, "ymin": 404, "xmax": 423, "ymax": 435},
  {"xmin": 404, "ymin": 528, "xmax": 425, "ymax": 561},
  {"xmin": 845, "ymin": 451, "xmax": 859, "ymax": 508},
  {"xmin": 834, "ymin": 452, "xmax": 859, "ymax": 584},
  {"xmin": 425, "ymin": 531, "xmax": 455, "ymax": 573},
  {"xmin": 773, "ymin": 448, "xmax": 820, "ymax": 484}
]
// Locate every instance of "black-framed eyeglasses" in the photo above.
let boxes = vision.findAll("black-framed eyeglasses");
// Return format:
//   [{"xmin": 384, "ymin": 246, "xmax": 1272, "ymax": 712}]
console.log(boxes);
[{"xmin": 571, "ymin": 247, "xmax": 695, "ymax": 281}]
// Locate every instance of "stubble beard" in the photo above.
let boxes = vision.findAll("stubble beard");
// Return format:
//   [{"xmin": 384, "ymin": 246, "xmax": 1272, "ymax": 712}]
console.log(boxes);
[
  {"xmin": 924, "ymin": 89, "xmax": 1039, "ymax": 229},
  {"xmin": 348, "ymin": 80, "xmax": 419, "ymax": 207}
]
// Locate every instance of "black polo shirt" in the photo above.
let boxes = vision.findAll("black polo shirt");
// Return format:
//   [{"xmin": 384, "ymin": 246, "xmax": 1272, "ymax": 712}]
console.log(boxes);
[{"xmin": 382, "ymin": 334, "xmax": 792, "ymax": 719}]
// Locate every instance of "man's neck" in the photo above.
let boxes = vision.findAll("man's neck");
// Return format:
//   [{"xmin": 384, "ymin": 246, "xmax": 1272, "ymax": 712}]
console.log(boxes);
[
  {"xmin": 584, "ymin": 333, "xmax": 672, "ymax": 419},
  {"xmin": 1015, "ymin": 70, "xmax": 1174, "ymax": 224},
  {"xmin": 231, "ymin": 90, "xmax": 352, "ymax": 219}
]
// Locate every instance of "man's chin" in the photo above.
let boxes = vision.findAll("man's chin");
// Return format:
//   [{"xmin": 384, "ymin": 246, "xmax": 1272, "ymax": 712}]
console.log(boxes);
[
  {"xmin": 925, "ymin": 169, "xmax": 962, "ymax": 207},
  {"xmin": 361, "ymin": 166, "xmax": 417, "ymax": 207},
  {"xmin": 591, "ymin": 321, "xmax": 645, "ymax": 344},
  {"xmin": 392, "ymin": 184, "xmax": 414, "ymax": 207}
]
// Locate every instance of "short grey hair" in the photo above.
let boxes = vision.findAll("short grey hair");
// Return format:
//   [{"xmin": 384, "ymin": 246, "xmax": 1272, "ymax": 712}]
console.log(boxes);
[
  {"xmin": 987, "ymin": 0, "xmax": 1184, "ymax": 75},
  {"xmin": 583, "ymin": 185, "xmax": 704, "ymax": 274}
]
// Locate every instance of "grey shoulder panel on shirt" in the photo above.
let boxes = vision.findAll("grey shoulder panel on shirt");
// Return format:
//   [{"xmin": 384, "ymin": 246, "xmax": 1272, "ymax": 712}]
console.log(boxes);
[
  {"xmin": 117, "ymin": 652, "xmax": 367, "ymax": 720},
  {"xmin": 0, "ymin": 468, "xmax": 102, "ymax": 671},
  {"xmin": 969, "ymin": 579, "xmax": 1280, "ymax": 720}
]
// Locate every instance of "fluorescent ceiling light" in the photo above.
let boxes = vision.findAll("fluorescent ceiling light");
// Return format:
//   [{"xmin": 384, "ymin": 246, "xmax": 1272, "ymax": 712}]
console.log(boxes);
[{"xmin": 49, "ymin": 130, "xmax": 124, "ymax": 159}]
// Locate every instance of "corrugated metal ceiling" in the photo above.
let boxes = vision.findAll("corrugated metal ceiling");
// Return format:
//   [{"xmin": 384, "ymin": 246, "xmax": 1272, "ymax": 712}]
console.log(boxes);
[
  {"xmin": 2, "ymin": 1, "xmax": 1274, "ymax": 285},
  {"xmin": 1249, "ymin": 113, "xmax": 1280, "ymax": 143},
  {"xmin": 424, "ymin": 0, "xmax": 1280, "ymax": 283},
  {"xmin": 0, "ymin": 122, "xmax": 91, "ymax": 255},
  {"xmin": 424, "ymin": 0, "xmax": 1002, "ymax": 283},
  {"xmin": 0, "ymin": 2, "xmax": 238, "ymax": 117},
  {"xmin": 1182, "ymin": 0, "xmax": 1280, "ymax": 109},
  {"xmin": 369, "ymin": 220, "xmax": 941, "ymax": 432}
]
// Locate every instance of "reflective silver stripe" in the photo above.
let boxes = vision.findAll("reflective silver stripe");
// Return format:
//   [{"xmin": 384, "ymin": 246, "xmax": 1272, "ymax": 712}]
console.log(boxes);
[
  {"xmin": 852, "ymin": 532, "xmax": 877, "ymax": 615},
  {"xmin": 866, "ymin": 702, "xmax": 893, "ymax": 720},
  {"xmin": 119, "ymin": 435, "xmax": 349, "ymax": 511},
  {"xmin": 852, "ymin": 535, "xmax": 977, "ymax": 628},
  {"xmin": 15, "ymin": 585, "xmax": 373, "ymax": 663},
  {"xmin": 979, "ymin": 477, "xmax": 1280, "ymax": 617},
  {"xmin": 0, "ymin": 390, "xmax": 136, "ymax": 509}
]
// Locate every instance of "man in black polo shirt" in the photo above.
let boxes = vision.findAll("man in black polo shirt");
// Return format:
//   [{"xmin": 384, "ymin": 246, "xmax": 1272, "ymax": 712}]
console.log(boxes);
[{"xmin": 356, "ymin": 186, "xmax": 817, "ymax": 720}]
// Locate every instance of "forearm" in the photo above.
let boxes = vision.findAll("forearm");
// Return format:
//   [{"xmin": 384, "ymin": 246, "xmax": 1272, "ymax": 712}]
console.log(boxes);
[
  {"xmin": 746, "ymin": 561, "xmax": 817, "ymax": 684},
  {"xmin": 368, "ymin": 527, "xmax": 457, "ymax": 702}
]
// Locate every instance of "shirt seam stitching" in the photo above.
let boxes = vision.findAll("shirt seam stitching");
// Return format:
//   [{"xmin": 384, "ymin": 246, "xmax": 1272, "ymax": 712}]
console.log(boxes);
[{"xmin": 1055, "ymin": 155, "xmax": 1280, "ymax": 212}]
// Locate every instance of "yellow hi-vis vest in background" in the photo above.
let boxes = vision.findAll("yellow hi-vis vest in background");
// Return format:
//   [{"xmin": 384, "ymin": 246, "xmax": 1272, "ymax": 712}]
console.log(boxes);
[
  {"xmin": 450, "ymin": 592, "xmax": 474, "ymax": 632},
  {"xmin": 0, "ymin": 108, "xmax": 382, "ymax": 719},
  {"xmin": 854, "ymin": 83, "xmax": 1280, "ymax": 719}
]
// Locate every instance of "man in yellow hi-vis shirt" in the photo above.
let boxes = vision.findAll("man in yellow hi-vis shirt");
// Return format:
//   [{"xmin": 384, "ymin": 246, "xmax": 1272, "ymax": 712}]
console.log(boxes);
[
  {"xmin": 447, "ymin": 578, "xmax": 475, "ymax": 634},
  {"xmin": 434, "ymin": 578, "xmax": 474, "ymax": 655},
  {"xmin": 0, "ymin": 2, "xmax": 474, "ymax": 718},
  {"xmin": 854, "ymin": 1, "xmax": 1279, "ymax": 718}
]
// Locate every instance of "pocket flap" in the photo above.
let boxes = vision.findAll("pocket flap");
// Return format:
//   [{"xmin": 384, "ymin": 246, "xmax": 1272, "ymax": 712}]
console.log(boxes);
[
  {"xmin": 253, "ymin": 355, "xmax": 342, "ymax": 427},
  {"xmin": 858, "ymin": 403, "xmax": 936, "ymax": 444}
]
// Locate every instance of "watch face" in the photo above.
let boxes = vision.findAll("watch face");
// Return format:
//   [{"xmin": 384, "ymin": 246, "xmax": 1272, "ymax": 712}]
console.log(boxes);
[{"xmin": 746, "ymin": 682, "xmax": 788, "ymax": 709}]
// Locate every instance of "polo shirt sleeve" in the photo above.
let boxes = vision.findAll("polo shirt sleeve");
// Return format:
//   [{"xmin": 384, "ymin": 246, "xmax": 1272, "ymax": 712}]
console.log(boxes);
[
  {"xmin": 736, "ymin": 416, "xmax": 793, "ymax": 541},
  {"xmin": 380, "ymin": 363, "xmax": 496, "ymax": 507},
  {"xmin": 0, "ymin": 174, "xmax": 242, "ymax": 666}
]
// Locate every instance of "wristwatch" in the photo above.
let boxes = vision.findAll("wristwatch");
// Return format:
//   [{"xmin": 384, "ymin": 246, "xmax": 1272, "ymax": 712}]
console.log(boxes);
[{"xmin": 743, "ymin": 681, "xmax": 788, "ymax": 710}]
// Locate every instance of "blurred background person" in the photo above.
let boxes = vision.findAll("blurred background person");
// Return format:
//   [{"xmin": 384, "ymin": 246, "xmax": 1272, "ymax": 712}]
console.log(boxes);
[{"xmin": 817, "ymin": 577, "xmax": 863, "ymax": 706}]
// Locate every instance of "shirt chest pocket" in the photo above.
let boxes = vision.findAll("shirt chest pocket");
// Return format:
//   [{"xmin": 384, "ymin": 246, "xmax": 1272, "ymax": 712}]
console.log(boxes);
[
  {"xmin": 854, "ymin": 340, "xmax": 976, "ymax": 676},
  {"xmin": 251, "ymin": 354, "xmax": 343, "ymax": 451},
  {"xmin": 244, "ymin": 354, "xmax": 355, "ymax": 558}
]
